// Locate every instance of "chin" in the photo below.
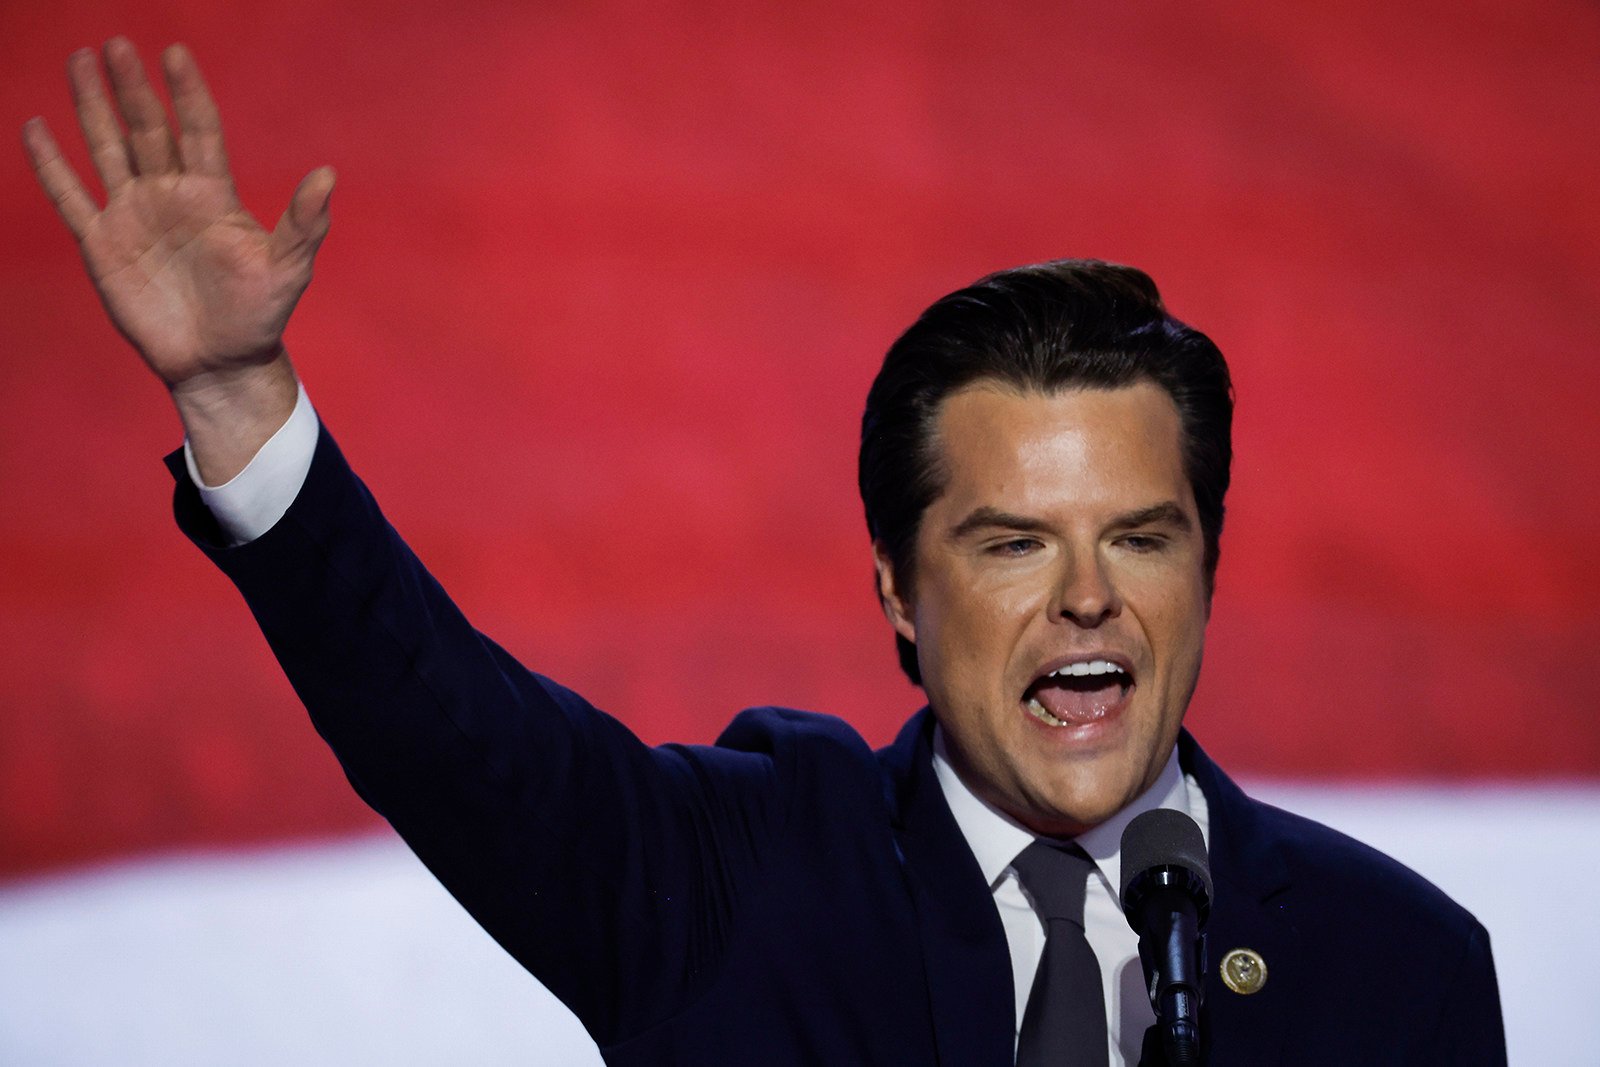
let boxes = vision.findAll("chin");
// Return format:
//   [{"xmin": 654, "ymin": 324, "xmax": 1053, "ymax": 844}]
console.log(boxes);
[
  {"xmin": 1032, "ymin": 801, "xmax": 1122, "ymax": 837},
  {"xmin": 1025, "ymin": 762, "xmax": 1150, "ymax": 835}
]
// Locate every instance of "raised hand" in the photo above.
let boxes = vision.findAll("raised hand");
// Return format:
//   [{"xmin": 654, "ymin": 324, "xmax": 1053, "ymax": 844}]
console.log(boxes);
[{"xmin": 24, "ymin": 38, "xmax": 334, "ymax": 481}]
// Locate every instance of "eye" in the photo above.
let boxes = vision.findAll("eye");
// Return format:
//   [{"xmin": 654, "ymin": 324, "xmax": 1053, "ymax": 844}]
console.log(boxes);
[
  {"xmin": 988, "ymin": 537, "xmax": 1042, "ymax": 557},
  {"xmin": 1116, "ymin": 533, "xmax": 1167, "ymax": 553}
]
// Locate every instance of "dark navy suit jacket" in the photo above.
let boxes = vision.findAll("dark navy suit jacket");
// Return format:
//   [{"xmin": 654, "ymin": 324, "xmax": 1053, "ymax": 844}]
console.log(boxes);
[{"xmin": 171, "ymin": 427, "xmax": 1506, "ymax": 1065}]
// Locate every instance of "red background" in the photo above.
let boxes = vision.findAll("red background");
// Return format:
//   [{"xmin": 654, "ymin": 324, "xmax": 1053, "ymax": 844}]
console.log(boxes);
[{"xmin": 3, "ymin": 0, "xmax": 1597, "ymax": 879}]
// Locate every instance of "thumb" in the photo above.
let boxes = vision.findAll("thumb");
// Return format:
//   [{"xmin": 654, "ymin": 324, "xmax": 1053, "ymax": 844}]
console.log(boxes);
[{"xmin": 270, "ymin": 165, "xmax": 335, "ymax": 262}]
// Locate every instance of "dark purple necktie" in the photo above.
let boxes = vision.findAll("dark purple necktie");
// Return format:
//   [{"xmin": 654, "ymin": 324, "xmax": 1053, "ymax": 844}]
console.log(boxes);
[{"xmin": 1011, "ymin": 840, "xmax": 1110, "ymax": 1066}]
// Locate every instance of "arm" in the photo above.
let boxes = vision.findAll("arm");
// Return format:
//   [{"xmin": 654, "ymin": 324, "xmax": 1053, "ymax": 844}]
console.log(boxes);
[
  {"xmin": 172, "ymin": 423, "xmax": 784, "ymax": 1042},
  {"xmin": 1426, "ymin": 921, "xmax": 1508, "ymax": 1066},
  {"xmin": 29, "ymin": 40, "xmax": 785, "ymax": 1043}
]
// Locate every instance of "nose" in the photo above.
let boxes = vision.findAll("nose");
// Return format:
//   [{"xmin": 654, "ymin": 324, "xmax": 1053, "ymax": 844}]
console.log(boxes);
[{"xmin": 1052, "ymin": 548, "xmax": 1122, "ymax": 628}]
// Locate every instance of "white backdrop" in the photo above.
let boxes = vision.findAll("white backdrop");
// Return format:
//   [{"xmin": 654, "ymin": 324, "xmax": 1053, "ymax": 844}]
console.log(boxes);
[{"xmin": 3, "ymin": 782, "xmax": 1594, "ymax": 1066}]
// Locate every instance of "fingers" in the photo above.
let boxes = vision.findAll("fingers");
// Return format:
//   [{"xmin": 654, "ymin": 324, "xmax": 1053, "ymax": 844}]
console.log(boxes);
[
  {"xmin": 162, "ymin": 44, "xmax": 231, "ymax": 178},
  {"xmin": 68, "ymin": 47, "xmax": 132, "ymax": 194},
  {"xmin": 270, "ymin": 166, "xmax": 336, "ymax": 263},
  {"xmin": 103, "ymin": 36, "xmax": 178, "ymax": 177},
  {"xmin": 22, "ymin": 117, "xmax": 98, "ymax": 238}
]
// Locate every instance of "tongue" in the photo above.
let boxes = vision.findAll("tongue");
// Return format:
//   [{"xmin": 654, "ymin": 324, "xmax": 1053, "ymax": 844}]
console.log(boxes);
[{"xmin": 1032, "ymin": 679, "xmax": 1124, "ymax": 724}]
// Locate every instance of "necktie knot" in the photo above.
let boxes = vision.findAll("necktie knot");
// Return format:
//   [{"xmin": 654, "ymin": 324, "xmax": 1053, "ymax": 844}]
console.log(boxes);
[{"xmin": 1010, "ymin": 839, "xmax": 1094, "ymax": 927}]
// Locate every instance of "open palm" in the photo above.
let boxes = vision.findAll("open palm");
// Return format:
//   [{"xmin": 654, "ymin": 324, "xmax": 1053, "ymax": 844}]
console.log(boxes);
[{"xmin": 24, "ymin": 38, "xmax": 333, "ymax": 388}]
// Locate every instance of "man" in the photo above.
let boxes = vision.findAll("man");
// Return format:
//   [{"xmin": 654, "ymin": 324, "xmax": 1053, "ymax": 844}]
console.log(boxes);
[{"xmin": 27, "ymin": 39, "xmax": 1505, "ymax": 1065}]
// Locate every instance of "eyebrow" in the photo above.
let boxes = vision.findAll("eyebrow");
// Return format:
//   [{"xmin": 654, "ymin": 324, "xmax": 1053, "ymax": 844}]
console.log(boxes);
[
  {"xmin": 947, "ymin": 507, "xmax": 1054, "ymax": 541},
  {"xmin": 946, "ymin": 501, "xmax": 1192, "ymax": 541},
  {"xmin": 1106, "ymin": 502, "xmax": 1193, "ymax": 533}
]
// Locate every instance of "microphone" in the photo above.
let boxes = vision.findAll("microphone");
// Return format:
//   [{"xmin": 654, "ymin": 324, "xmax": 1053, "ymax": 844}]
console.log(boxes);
[{"xmin": 1120, "ymin": 808, "xmax": 1212, "ymax": 1066}]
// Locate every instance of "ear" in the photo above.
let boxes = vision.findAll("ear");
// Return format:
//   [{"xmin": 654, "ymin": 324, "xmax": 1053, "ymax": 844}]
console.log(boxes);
[{"xmin": 873, "ymin": 543, "xmax": 917, "ymax": 643}]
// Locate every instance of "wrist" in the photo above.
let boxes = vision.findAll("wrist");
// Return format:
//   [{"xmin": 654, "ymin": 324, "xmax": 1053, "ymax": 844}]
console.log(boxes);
[{"xmin": 172, "ymin": 349, "xmax": 300, "ymax": 486}]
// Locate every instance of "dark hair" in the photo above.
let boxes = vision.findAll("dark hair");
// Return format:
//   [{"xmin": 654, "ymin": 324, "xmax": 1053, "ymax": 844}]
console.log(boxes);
[{"xmin": 858, "ymin": 259, "xmax": 1234, "ymax": 685}]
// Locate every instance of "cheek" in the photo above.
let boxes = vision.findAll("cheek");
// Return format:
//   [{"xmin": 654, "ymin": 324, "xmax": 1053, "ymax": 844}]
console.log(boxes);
[
  {"xmin": 1148, "ymin": 587, "xmax": 1210, "ymax": 681},
  {"xmin": 1120, "ymin": 551, "xmax": 1207, "ymax": 615},
  {"xmin": 1121, "ymin": 570, "xmax": 1208, "ymax": 664},
  {"xmin": 923, "ymin": 581, "xmax": 1041, "ymax": 669},
  {"xmin": 915, "ymin": 576, "xmax": 1040, "ymax": 694}
]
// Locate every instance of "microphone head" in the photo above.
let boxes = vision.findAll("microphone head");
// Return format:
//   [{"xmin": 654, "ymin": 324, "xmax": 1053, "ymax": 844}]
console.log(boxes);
[{"xmin": 1120, "ymin": 808, "xmax": 1212, "ymax": 916}]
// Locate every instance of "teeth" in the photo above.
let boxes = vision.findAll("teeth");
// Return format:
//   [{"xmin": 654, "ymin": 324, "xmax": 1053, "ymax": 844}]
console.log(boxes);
[
  {"xmin": 1026, "ymin": 697, "xmax": 1067, "ymax": 727},
  {"xmin": 1047, "ymin": 659, "xmax": 1126, "ymax": 679}
]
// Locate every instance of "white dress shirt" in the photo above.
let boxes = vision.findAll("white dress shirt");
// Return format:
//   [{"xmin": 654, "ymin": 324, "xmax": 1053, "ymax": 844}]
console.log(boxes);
[
  {"xmin": 186, "ymin": 390, "xmax": 1213, "ymax": 1065},
  {"xmin": 933, "ymin": 727, "xmax": 1210, "ymax": 1066},
  {"xmin": 182, "ymin": 380, "xmax": 318, "ymax": 541}
]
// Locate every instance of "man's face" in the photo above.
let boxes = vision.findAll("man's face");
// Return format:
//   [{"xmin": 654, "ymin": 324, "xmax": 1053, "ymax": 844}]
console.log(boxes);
[{"xmin": 876, "ymin": 380, "xmax": 1210, "ymax": 836}]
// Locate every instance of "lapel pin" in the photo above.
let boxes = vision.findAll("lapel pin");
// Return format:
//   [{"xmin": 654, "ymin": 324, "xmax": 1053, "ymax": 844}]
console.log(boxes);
[{"xmin": 1220, "ymin": 947, "xmax": 1268, "ymax": 995}]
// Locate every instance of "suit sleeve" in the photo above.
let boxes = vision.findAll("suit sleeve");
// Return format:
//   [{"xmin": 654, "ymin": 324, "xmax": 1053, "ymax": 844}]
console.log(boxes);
[
  {"xmin": 1426, "ymin": 920, "xmax": 1508, "ymax": 1066},
  {"xmin": 167, "ymin": 424, "xmax": 788, "ymax": 1046}
]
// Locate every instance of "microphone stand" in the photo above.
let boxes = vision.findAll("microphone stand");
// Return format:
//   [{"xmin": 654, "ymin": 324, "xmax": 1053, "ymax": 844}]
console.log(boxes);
[{"xmin": 1129, "ymin": 866, "xmax": 1207, "ymax": 1065}]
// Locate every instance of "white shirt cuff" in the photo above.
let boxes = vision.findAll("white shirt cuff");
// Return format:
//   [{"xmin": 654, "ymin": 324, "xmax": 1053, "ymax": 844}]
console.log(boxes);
[{"xmin": 183, "ymin": 381, "xmax": 319, "ymax": 545}]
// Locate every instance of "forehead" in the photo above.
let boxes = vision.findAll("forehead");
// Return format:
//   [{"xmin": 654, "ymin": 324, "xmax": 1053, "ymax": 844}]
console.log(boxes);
[{"xmin": 927, "ymin": 380, "xmax": 1191, "ymax": 514}]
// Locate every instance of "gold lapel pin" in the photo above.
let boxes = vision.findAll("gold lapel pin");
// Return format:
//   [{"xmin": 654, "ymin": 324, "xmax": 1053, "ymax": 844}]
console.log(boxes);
[{"xmin": 1220, "ymin": 948, "xmax": 1268, "ymax": 995}]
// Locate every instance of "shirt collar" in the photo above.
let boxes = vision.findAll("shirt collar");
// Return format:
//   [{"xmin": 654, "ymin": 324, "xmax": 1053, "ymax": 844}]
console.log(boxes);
[{"xmin": 931, "ymin": 724, "xmax": 1193, "ymax": 895}]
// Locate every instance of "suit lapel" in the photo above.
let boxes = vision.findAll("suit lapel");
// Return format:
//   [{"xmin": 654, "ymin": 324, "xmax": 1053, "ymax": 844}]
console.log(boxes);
[
  {"xmin": 879, "ymin": 710, "xmax": 1016, "ymax": 1067},
  {"xmin": 1181, "ymin": 733, "xmax": 1298, "ymax": 1066},
  {"xmin": 875, "ymin": 718, "xmax": 1300, "ymax": 1066}
]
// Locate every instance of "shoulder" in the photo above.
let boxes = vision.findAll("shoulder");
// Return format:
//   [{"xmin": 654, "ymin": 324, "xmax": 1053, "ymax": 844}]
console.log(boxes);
[
  {"xmin": 1189, "ymin": 739, "xmax": 1505, "ymax": 1060},
  {"xmin": 1246, "ymin": 796, "xmax": 1482, "ymax": 938},
  {"xmin": 1185, "ymin": 733, "xmax": 1487, "ymax": 946},
  {"xmin": 707, "ymin": 710, "xmax": 889, "ymax": 809},
  {"xmin": 714, "ymin": 705, "xmax": 878, "ymax": 757}
]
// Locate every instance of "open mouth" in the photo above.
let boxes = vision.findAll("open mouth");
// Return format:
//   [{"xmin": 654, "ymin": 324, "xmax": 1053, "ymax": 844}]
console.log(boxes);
[{"xmin": 1023, "ymin": 659, "xmax": 1133, "ymax": 727}]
